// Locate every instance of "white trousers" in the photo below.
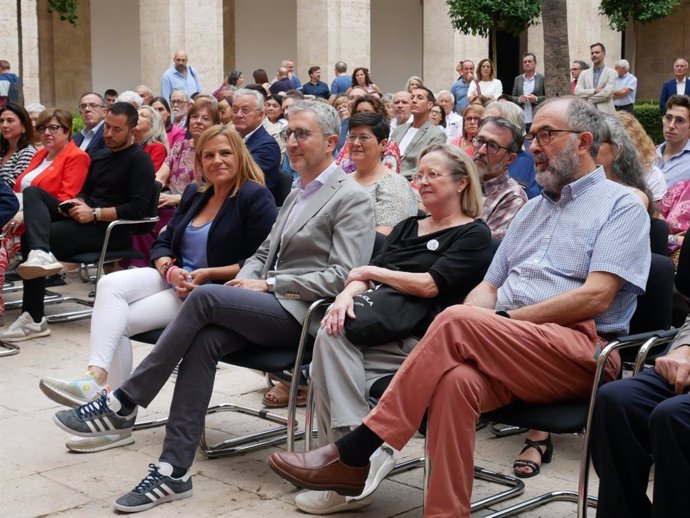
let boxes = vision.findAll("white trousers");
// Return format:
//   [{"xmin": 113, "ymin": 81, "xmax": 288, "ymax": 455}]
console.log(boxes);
[{"xmin": 89, "ymin": 267, "xmax": 183, "ymax": 388}]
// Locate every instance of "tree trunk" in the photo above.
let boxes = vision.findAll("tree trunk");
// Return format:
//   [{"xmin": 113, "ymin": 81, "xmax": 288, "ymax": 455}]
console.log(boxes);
[{"xmin": 541, "ymin": 0, "xmax": 570, "ymax": 97}]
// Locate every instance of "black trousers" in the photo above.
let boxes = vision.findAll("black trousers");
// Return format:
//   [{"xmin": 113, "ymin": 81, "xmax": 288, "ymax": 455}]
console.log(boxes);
[
  {"xmin": 591, "ymin": 368, "xmax": 690, "ymax": 518},
  {"xmin": 21, "ymin": 186, "xmax": 130, "ymax": 321}
]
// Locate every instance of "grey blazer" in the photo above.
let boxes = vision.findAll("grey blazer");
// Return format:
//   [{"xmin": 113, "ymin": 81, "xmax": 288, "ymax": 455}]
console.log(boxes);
[
  {"xmin": 237, "ymin": 167, "xmax": 375, "ymax": 326},
  {"xmin": 511, "ymin": 73, "xmax": 546, "ymax": 105},
  {"xmin": 574, "ymin": 66, "xmax": 617, "ymax": 114},
  {"xmin": 391, "ymin": 121, "xmax": 447, "ymax": 180}
]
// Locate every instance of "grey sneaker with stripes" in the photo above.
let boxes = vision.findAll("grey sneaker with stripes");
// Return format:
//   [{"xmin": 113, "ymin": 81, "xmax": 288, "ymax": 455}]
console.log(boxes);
[
  {"xmin": 113, "ymin": 463, "xmax": 192, "ymax": 513},
  {"xmin": 53, "ymin": 390, "xmax": 136, "ymax": 437}
]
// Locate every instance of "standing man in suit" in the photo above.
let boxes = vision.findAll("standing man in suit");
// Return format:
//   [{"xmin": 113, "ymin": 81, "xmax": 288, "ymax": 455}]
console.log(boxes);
[
  {"xmin": 52, "ymin": 100, "xmax": 376, "ymax": 513},
  {"xmin": 660, "ymin": 58, "xmax": 690, "ymax": 112},
  {"xmin": 575, "ymin": 42, "xmax": 617, "ymax": 114},
  {"xmin": 232, "ymin": 89, "xmax": 281, "ymax": 200},
  {"xmin": 73, "ymin": 92, "xmax": 108, "ymax": 159},
  {"xmin": 391, "ymin": 87, "xmax": 447, "ymax": 180},
  {"xmin": 511, "ymin": 53, "xmax": 545, "ymax": 132}
]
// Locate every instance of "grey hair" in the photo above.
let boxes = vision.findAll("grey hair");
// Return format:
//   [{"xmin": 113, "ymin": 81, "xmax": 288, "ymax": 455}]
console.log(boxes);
[
  {"xmin": 138, "ymin": 105, "xmax": 169, "ymax": 153},
  {"xmin": 485, "ymin": 100, "xmax": 526, "ymax": 134},
  {"xmin": 601, "ymin": 114, "xmax": 653, "ymax": 212},
  {"xmin": 537, "ymin": 97, "xmax": 605, "ymax": 158},
  {"xmin": 437, "ymin": 90, "xmax": 454, "ymax": 102},
  {"xmin": 26, "ymin": 103, "xmax": 46, "ymax": 114},
  {"xmin": 382, "ymin": 93, "xmax": 394, "ymax": 103},
  {"xmin": 287, "ymin": 100, "xmax": 341, "ymax": 137},
  {"xmin": 170, "ymin": 89, "xmax": 191, "ymax": 103},
  {"xmin": 117, "ymin": 90, "xmax": 143, "ymax": 108},
  {"xmin": 233, "ymin": 88, "xmax": 265, "ymax": 110},
  {"xmin": 194, "ymin": 93, "xmax": 219, "ymax": 107},
  {"xmin": 615, "ymin": 59, "xmax": 630, "ymax": 70},
  {"xmin": 136, "ymin": 84, "xmax": 154, "ymax": 97},
  {"xmin": 478, "ymin": 116, "xmax": 523, "ymax": 152}
]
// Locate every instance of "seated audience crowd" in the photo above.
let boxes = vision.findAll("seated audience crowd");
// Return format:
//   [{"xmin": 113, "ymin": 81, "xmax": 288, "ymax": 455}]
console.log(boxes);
[{"xmin": 4, "ymin": 51, "xmax": 690, "ymax": 518}]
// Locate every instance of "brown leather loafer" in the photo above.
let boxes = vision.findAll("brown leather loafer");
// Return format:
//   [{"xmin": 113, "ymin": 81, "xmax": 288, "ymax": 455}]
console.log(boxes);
[{"xmin": 268, "ymin": 444, "xmax": 370, "ymax": 496}]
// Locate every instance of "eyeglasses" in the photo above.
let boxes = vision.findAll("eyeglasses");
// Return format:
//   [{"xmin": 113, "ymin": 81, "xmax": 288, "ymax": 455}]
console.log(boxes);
[
  {"xmin": 524, "ymin": 128, "xmax": 582, "ymax": 147},
  {"xmin": 79, "ymin": 103, "xmax": 104, "ymax": 111},
  {"xmin": 412, "ymin": 170, "xmax": 451, "ymax": 183},
  {"xmin": 346, "ymin": 134, "xmax": 375, "ymax": 144},
  {"xmin": 285, "ymin": 128, "xmax": 319, "ymax": 143},
  {"xmin": 231, "ymin": 107, "xmax": 258, "ymax": 117},
  {"xmin": 662, "ymin": 114, "xmax": 689, "ymax": 127},
  {"xmin": 170, "ymin": 99, "xmax": 188, "ymax": 105},
  {"xmin": 36, "ymin": 124, "xmax": 64, "ymax": 134},
  {"xmin": 465, "ymin": 116, "xmax": 481, "ymax": 123},
  {"xmin": 472, "ymin": 136, "xmax": 511, "ymax": 155}
]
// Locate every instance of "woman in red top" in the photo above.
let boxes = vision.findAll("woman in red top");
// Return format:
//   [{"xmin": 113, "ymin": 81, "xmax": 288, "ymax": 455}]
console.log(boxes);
[{"xmin": 2, "ymin": 108, "xmax": 90, "ymax": 320}]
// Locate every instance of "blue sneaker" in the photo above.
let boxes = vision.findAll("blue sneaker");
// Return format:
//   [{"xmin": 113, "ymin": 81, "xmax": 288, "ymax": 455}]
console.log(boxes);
[
  {"xmin": 53, "ymin": 390, "xmax": 136, "ymax": 437},
  {"xmin": 113, "ymin": 463, "xmax": 192, "ymax": 513}
]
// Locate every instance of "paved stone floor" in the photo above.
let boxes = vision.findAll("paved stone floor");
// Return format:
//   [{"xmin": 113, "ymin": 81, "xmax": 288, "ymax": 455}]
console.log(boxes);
[{"xmin": 1, "ymin": 274, "xmax": 601, "ymax": 518}]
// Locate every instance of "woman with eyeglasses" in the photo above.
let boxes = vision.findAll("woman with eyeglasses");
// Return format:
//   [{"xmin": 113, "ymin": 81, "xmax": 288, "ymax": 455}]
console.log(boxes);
[
  {"xmin": 450, "ymin": 104, "xmax": 485, "ymax": 156},
  {"xmin": 294, "ymin": 144, "xmax": 493, "ymax": 512},
  {"xmin": 0, "ymin": 108, "xmax": 90, "ymax": 323}
]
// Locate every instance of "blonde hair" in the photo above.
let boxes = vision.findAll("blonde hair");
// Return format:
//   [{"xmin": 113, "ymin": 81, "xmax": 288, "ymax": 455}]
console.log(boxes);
[
  {"xmin": 194, "ymin": 125, "xmax": 265, "ymax": 195},
  {"xmin": 417, "ymin": 144, "xmax": 483, "ymax": 218},
  {"xmin": 462, "ymin": 104, "xmax": 485, "ymax": 139},
  {"xmin": 616, "ymin": 111, "xmax": 658, "ymax": 172}
]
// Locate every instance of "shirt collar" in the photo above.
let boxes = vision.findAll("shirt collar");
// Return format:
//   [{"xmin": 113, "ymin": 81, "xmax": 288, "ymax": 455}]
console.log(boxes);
[
  {"xmin": 657, "ymin": 139, "xmax": 690, "ymax": 160},
  {"xmin": 295, "ymin": 161, "xmax": 338, "ymax": 191},
  {"xmin": 81, "ymin": 119, "xmax": 104, "ymax": 137},
  {"xmin": 544, "ymin": 166, "xmax": 606, "ymax": 203},
  {"xmin": 242, "ymin": 123, "xmax": 262, "ymax": 142},
  {"xmin": 481, "ymin": 172, "xmax": 510, "ymax": 195}
]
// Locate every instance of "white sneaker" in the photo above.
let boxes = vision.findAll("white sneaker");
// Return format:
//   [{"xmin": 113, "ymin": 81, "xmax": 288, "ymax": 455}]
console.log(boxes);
[
  {"xmin": 39, "ymin": 371, "xmax": 107, "ymax": 407},
  {"xmin": 354, "ymin": 446, "xmax": 396, "ymax": 500},
  {"xmin": 17, "ymin": 249, "xmax": 63, "ymax": 280},
  {"xmin": 294, "ymin": 490, "xmax": 374, "ymax": 515},
  {"xmin": 66, "ymin": 432, "xmax": 134, "ymax": 453},
  {"xmin": 0, "ymin": 312, "xmax": 50, "ymax": 342}
]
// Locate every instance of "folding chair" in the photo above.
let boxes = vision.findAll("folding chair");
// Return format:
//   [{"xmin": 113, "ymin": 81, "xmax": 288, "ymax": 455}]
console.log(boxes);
[{"xmin": 45, "ymin": 183, "xmax": 161, "ymax": 323}]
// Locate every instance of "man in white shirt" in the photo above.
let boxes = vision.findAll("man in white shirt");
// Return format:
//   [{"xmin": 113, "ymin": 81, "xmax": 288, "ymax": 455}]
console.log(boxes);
[
  {"xmin": 660, "ymin": 58, "xmax": 690, "ymax": 112},
  {"xmin": 613, "ymin": 59, "xmax": 637, "ymax": 113}
]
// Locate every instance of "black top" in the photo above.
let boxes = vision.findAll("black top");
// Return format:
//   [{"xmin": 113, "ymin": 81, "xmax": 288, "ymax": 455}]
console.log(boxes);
[
  {"xmin": 150, "ymin": 181, "xmax": 277, "ymax": 278},
  {"xmin": 371, "ymin": 216, "xmax": 493, "ymax": 312},
  {"xmin": 77, "ymin": 144, "xmax": 155, "ymax": 219}
]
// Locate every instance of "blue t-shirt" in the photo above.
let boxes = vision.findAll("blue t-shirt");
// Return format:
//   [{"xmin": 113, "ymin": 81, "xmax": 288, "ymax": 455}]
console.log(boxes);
[
  {"xmin": 180, "ymin": 220, "xmax": 212, "ymax": 272},
  {"xmin": 331, "ymin": 75, "xmax": 352, "ymax": 96}
]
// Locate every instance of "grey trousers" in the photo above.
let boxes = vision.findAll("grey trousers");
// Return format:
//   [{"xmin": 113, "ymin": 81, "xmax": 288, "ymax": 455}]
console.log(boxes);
[
  {"xmin": 310, "ymin": 327, "xmax": 417, "ymax": 446},
  {"xmin": 119, "ymin": 284, "xmax": 303, "ymax": 468}
]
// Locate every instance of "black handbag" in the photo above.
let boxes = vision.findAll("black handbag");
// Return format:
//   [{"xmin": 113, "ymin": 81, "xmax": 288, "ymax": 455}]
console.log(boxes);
[{"xmin": 344, "ymin": 284, "xmax": 431, "ymax": 346}]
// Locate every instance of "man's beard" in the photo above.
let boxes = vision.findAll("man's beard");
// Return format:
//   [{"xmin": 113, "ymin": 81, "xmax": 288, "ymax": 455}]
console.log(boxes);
[{"xmin": 535, "ymin": 139, "xmax": 581, "ymax": 195}]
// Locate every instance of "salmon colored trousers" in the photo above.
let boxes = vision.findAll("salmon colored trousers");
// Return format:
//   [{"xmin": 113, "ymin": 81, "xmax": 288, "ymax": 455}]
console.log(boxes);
[{"xmin": 363, "ymin": 305, "xmax": 620, "ymax": 518}]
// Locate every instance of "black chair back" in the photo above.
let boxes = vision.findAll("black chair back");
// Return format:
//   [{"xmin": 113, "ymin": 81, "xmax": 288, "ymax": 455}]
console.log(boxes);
[
  {"xmin": 273, "ymin": 172, "xmax": 294, "ymax": 207},
  {"xmin": 133, "ymin": 182, "xmax": 163, "ymax": 235}
]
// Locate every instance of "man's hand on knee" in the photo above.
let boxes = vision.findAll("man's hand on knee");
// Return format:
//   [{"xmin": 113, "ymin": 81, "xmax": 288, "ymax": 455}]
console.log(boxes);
[{"xmin": 655, "ymin": 346, "xmax": 690, "ymax": 394}]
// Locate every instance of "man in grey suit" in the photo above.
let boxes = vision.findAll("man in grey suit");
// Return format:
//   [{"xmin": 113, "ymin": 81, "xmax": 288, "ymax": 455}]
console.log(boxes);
[
  {"xmin": 574, "ymin": 42, "xmax": 617, "ymax": 114},
  {"xmin": 391, "ymin": 87, "xmax": 447, "ymax": 180},
  {"xmin": 53, "ymin": 100, "xmax": 376, "ymax": 513},
  {"xmin": 511, "ymin": 53, "xmax": 546, "ymax": 132}
]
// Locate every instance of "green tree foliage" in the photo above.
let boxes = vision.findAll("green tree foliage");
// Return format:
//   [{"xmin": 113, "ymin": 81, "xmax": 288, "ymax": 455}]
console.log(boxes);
[
  {"xmin": 599, "ymin": 0, "xmax": 683, "ymax": 32},
  {"xmin": 445, "ymin": 0, "xmax": 542, "ymax": 37},
  {"xmin": 47, "ymin": 0, "xmax": 80, "ymax": 26}
]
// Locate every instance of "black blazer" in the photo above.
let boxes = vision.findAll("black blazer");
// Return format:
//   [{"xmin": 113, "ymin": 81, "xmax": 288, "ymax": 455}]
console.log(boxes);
[
  {"xmin": 150, "ymin": 181, "xmax": 277, "ymax": 277},
  {"xmin": 72, "ymin": 124, "xmax": 108, "ymax": 159}
]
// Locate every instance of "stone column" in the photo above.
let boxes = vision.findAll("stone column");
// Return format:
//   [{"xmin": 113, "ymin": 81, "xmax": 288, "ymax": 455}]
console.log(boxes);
[
  {"xmin": 422, "ymin": 0, "xmax": 488, "ymax": 93},
  {"xmin": 139, "ymin": 0, "xmax": 224, "ymax": 98},
  {"xmin": 296, "ymin": 0, "xmax": 370, "ymax": 85}
]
